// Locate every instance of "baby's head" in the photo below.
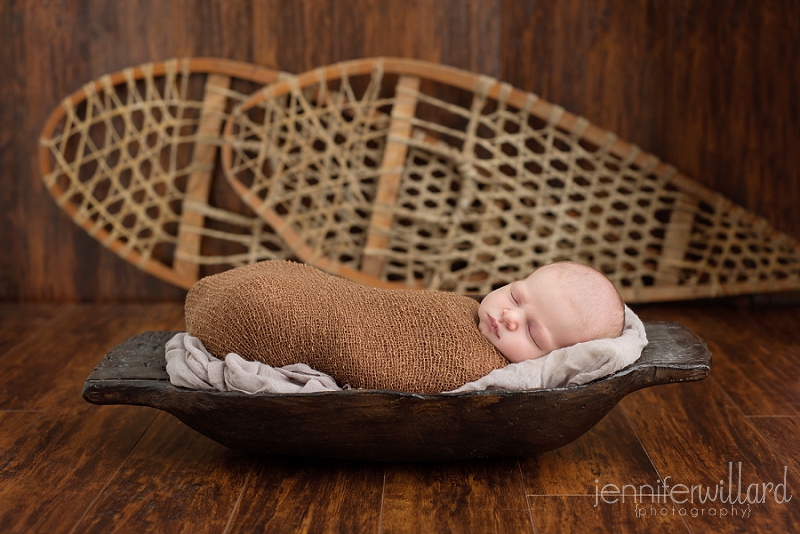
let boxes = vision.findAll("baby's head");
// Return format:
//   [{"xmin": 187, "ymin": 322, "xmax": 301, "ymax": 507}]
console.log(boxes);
[{"xmin": 478, "ymin": 261, "xmax": 625, "ymax": 363}]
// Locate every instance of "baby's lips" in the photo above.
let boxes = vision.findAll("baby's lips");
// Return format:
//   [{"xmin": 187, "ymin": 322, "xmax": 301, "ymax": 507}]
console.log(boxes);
[{"xmin": 487, "ymin": 315, "xmax": 500, "ymax": 338}]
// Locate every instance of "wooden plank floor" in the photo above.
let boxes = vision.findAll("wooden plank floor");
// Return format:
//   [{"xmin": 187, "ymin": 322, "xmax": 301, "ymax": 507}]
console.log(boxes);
[{"xmin": 0, "ymin": 301, "xmax": 799, "ymax": 532}]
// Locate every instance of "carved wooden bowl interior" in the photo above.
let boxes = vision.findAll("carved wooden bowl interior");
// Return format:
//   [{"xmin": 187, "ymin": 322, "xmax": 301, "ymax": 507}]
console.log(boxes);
[{"xmin": 83, "ymin": 322, "xmax": 710, "ymax": 461}]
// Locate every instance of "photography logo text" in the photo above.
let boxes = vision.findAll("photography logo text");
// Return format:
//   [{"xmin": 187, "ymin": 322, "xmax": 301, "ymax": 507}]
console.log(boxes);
[{"xmin": 593, "ymin": 462, "xmax": 792, "ymax": 519}]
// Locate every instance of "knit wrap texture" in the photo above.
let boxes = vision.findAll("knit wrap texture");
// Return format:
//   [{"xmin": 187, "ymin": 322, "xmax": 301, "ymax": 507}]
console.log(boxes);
[{"xmin": 185, "ymin": 260, "xmax": 508, "ymax": 393}]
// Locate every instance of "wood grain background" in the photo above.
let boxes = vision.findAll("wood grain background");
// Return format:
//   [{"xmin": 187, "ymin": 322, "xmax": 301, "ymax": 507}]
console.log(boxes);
[{"xmin": 2, "ymin": 0, "xmax": 799, "ymax": 302}]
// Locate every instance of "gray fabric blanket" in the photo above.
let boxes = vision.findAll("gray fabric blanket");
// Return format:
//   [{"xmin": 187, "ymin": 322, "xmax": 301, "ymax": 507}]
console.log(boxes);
[{"xmin": 165, "ymin": 306, "xmax": 647, "ymax": 393}]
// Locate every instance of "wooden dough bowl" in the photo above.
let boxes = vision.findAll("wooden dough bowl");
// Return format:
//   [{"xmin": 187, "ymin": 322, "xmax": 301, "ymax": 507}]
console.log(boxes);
[{"xmin": 83, "ymin": 322, "xmax": 710, "ymax": 461}]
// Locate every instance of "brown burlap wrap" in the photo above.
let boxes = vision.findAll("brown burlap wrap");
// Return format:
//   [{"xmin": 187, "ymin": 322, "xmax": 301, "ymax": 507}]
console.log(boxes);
[{"xmin": 185, "ymin": 260, "xmax": 507, "ymax": 393}]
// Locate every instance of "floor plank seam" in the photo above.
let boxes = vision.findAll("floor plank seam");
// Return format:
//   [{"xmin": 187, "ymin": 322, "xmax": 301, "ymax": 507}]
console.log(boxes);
[
  {"xmin": 525, "ymin": 491, "xmax": 715, "ymax": 499},
  {"xmin": 618, "ymin": 402, "xmax": 694, "ymax": 533},
  {"xmin": 222, "ymin": 465, "xmax": 254, "ymax": 534},
  {"xmin": 0, "ymin": 304, "xmax": 76, "ymax": 366},
  {"xmin": 708, "ymin": 373, "xmax": 797, "ymax": 443},
  {"xmin": 0, "ymin": 410, "xmax": 48, "ymax": 475},
  {"xmin": 65, "ymin": 411, "xmax": 160, "ymax": 534},
  {"xmin": 516, "ymin": 457, "xmax": 537, "ymax": 534},
  {"xmin": 525, "ymin": 494, "xmax": 608, "ymax": 497},
  {"xmin": 377, "ymin": 468, "xmax": 386, "ymax": 534},
  {"xmin": 746, "ymin": 415, "xmax": 800, "ymax": 419},
  {"xmin": 734, "ymin": 413, "xmax": 800, "ymax": 480},
  {"xmin": 707, "ymin": 375, "xmax": 800, "ymax": 513},
  {"xmin": 524, "ymin": 496, "xmax": 539, "ymax": 534}
]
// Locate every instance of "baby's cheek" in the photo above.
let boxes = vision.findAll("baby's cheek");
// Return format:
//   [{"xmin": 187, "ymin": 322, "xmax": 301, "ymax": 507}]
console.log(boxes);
[{"xmin": 477, "ymin": 321, "xmax": 489, "ymax": 340}]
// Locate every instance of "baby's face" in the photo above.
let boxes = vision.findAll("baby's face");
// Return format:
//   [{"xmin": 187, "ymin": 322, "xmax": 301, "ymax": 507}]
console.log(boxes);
[{"xmin": 477, "ymin": 267, "xmax": 586, "ymax": 363}]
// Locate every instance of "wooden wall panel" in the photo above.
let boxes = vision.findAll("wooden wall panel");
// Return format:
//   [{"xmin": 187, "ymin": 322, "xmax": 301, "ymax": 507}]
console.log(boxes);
[
  {"xmin": 0, "ymin": 2, "xmax": 23, "ymax": 298},
  {"xmin": 500, "ymin": 0, "xmax": 669, "ymax": 153},
  {"xmin": 251, "ymin": 0, "xmax": 499, "ymax": 75},
  {"xmin": 664, "ymin": 0, "xmax": 800, "ymax": 237},
  {"xmin": 1, "ymin": 0, "xmax": 799, "ymax": 301}
]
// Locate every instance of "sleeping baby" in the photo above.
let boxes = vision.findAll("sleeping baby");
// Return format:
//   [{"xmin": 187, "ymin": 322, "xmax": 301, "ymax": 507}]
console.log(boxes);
[
  {"xmin": 183, "ymin": 260, "xmax": 625, "ymax": 394},
  {"xmin": 478, "ymin": 260, "xmax": 624, "ymax": 363}
]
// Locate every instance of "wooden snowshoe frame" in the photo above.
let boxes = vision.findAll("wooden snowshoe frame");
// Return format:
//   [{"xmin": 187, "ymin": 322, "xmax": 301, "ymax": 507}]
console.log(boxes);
[
  {"xmin": 39, "ymin": 58, "xmax": 294, "ymax": 289},
  {"xmin": 41, "ymin": 57, "xmax": 800, "ymax": 302},
  {"xmin": 222, "ymin": 57, "xmax": 800, "ymax": 302}
]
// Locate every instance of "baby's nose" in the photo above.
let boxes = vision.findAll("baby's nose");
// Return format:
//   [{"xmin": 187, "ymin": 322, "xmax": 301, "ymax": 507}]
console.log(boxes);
[{"xmin": 502, "ymin": 308, "xmax": 519, "ymax": 330}]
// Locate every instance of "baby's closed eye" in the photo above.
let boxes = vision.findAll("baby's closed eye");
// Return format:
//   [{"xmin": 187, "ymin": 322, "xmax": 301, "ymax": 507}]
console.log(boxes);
[{"xmin": 528, "ymin": 325, "xmax": 539, "ymax": 347}]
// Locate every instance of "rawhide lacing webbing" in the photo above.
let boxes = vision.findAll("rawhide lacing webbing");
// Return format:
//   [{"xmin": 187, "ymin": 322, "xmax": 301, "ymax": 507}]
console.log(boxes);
[
  {"xmin": 40, "ymin": 58, "xmax": 295, "ymax": 287},
  {"xmin": 223, "ymin": 58, "xmax": 800, "ymax": 301}
]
